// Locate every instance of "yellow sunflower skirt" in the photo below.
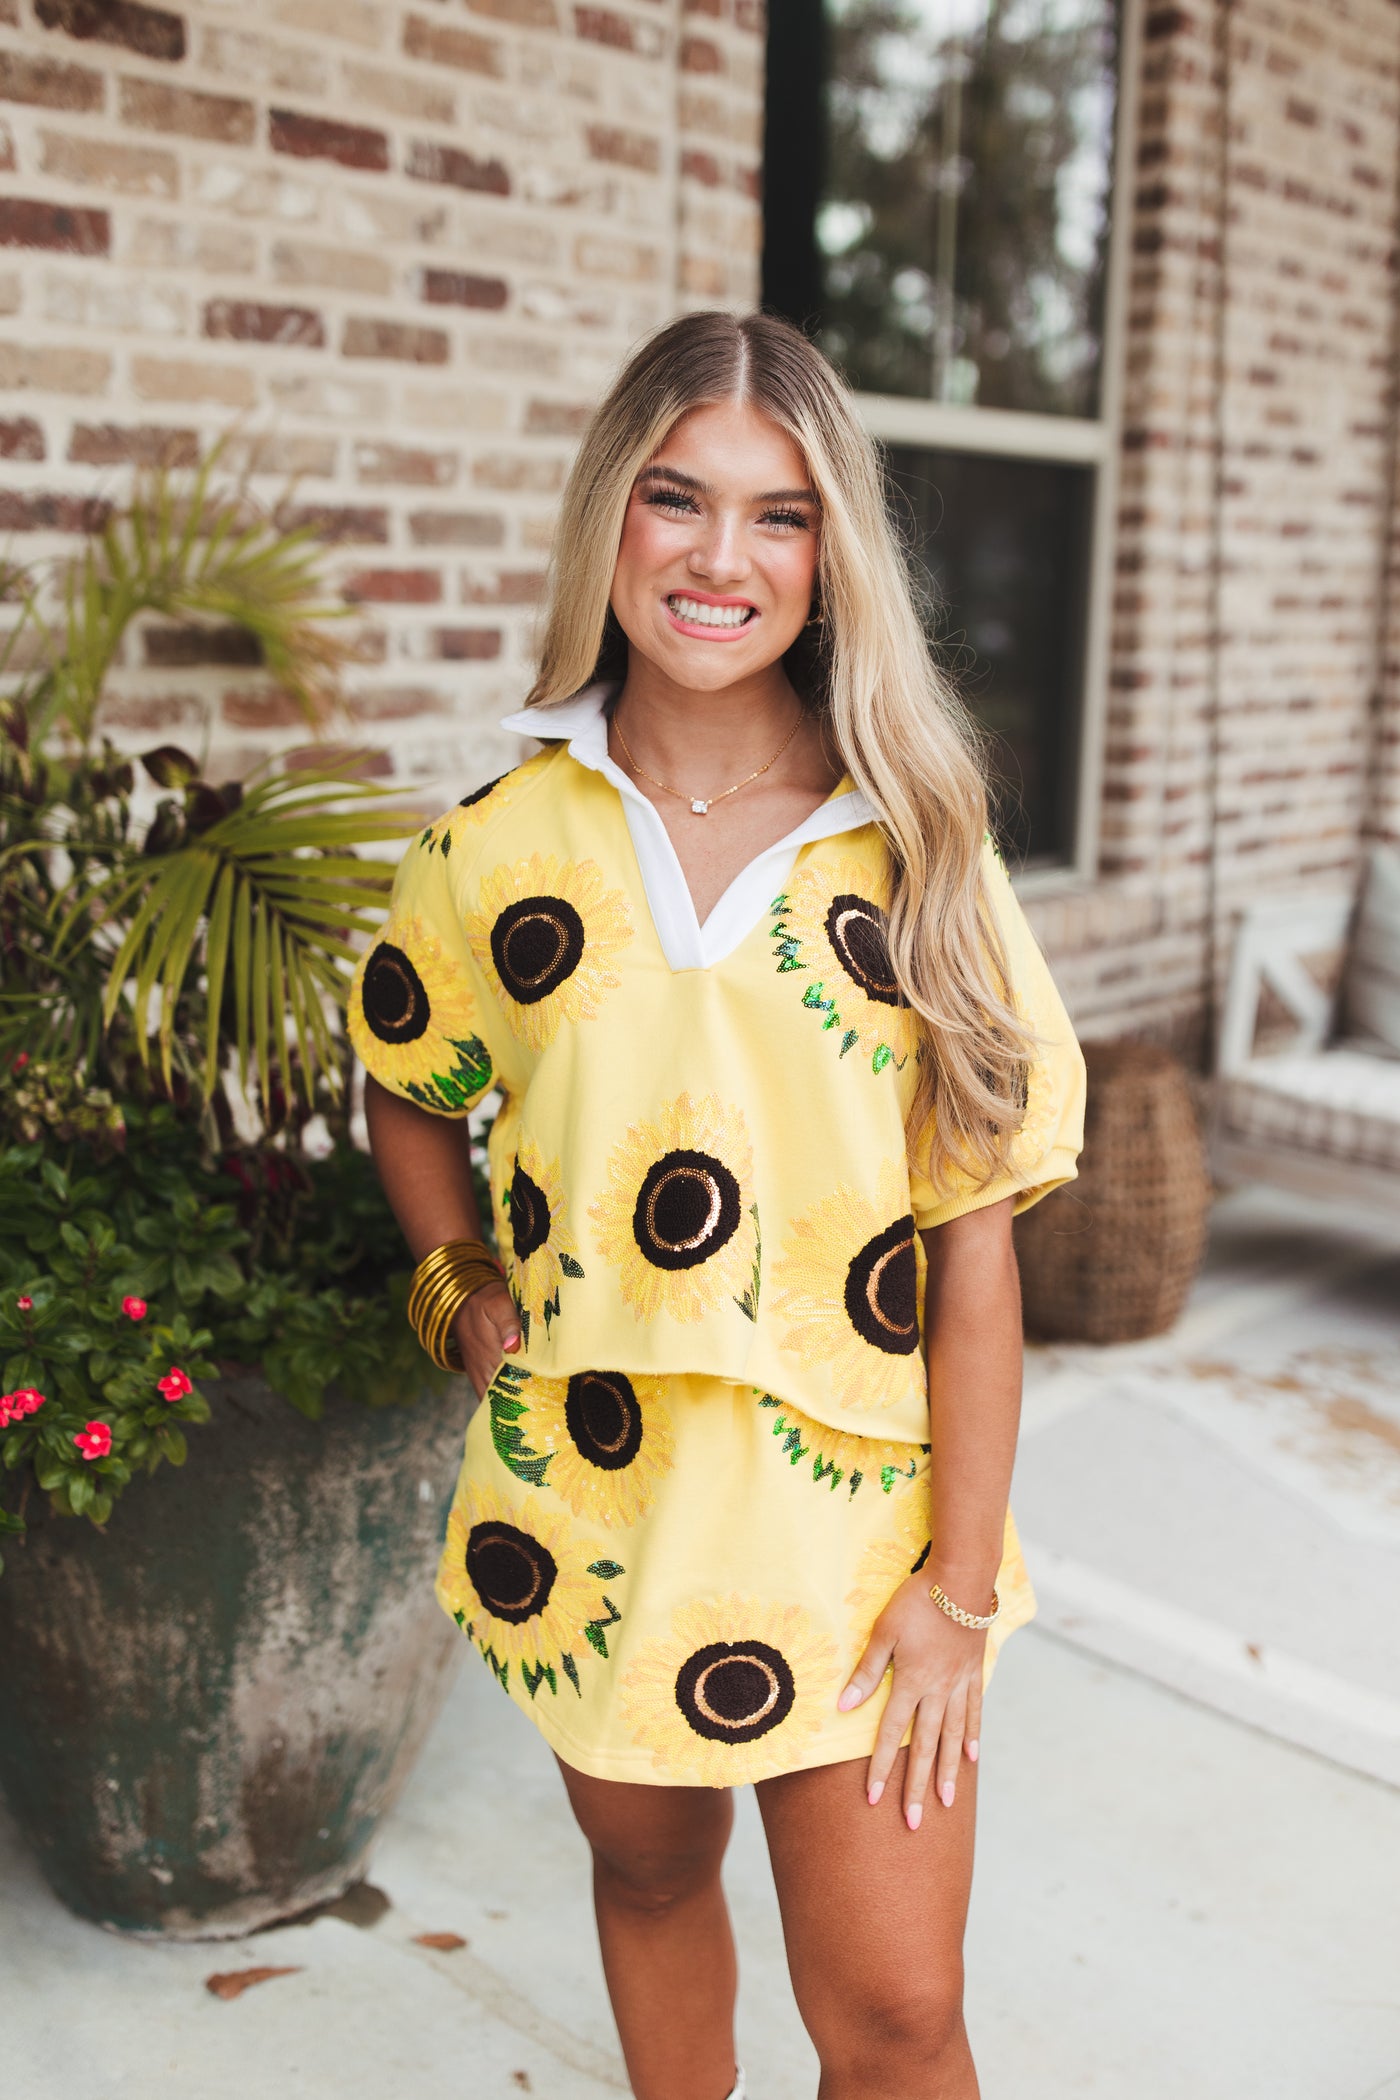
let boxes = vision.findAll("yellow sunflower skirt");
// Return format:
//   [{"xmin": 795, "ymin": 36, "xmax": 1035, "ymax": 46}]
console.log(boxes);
[{"xmin": 436, "ymin": 1367, "xmax": 1036, "ymax": 1788}]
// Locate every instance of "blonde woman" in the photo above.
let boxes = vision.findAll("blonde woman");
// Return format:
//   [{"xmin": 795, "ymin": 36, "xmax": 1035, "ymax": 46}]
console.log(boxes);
[{"xmin": 353, "ymin": 311, "xmax": 1085, "ymax": 2100}]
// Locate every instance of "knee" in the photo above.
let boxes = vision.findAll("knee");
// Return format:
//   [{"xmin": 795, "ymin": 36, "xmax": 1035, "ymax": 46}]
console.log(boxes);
[
  {"xmin": 590, "ymin": 1832, "xmax": 728, "ymax": 1922},
  {"xmin": 816, "ymin": 1962, "xmax": 966, "ymax": 2077}
]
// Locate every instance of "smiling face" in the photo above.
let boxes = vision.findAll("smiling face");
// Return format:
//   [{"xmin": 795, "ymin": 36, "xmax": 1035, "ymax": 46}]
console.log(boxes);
[{"xmin": 608, "ymin": 398, "xmax": 821, "ymax": 694}]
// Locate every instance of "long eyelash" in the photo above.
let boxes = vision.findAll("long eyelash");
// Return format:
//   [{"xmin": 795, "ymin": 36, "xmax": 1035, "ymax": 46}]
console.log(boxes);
[
  {"xmin": 643, "ymin": 487, "xmax": 699, "ymax": 513},
  {"xmin": 762, "ymin": 507, "xmax": 812, "ymax": 531}
]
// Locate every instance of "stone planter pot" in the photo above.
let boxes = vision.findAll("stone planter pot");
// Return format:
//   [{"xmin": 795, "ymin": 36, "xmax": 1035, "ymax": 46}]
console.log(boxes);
[{"xmin": 0, "ymin": 1372, "xmax": 471, "ymax": 1939}]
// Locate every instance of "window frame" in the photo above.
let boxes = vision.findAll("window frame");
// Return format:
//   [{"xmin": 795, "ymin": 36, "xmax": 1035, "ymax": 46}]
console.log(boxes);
[{"xmin": 837, "ymin": 0, "xmax": 1144, "ymax": 891}]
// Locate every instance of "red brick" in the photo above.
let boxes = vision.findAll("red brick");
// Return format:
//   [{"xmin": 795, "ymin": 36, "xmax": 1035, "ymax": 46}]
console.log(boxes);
[
  {"xmin": 342, "ymin": 317, "xmax": 449, "ymax": 363},
  {"xmin": 0, "ymin": 417, "xmax": 45, "ymax": 461},
  {"xmin": 348, "ymin": 684, "xmax": 449, "ymax": 721},
  {"xmin": 342, "ymin": 568, "xmax": 443, "ymax": 604},
  {"xmin": 406, "ymin": 140, "xmax": 511, "ymax": 196},
  {"xmin": 36, "ymin": 0, "xmax": 185, "ymax": 62},
  {"xmin": 402, "ymin": 14, "xmax": 503, "ymax": 76},
  {"xmin": 432, "ymin": 627, "xmax": 502, "ymax": 660},
  {"xmin": 0, "ymin": 489, "xmax": 111, "ymax": 531},
  {"xmin": 467, "ymin": 0, "xmax": 557, "ymax": 24},
  {"xmin": 204, "ymin": 298, "xmax": 326, "ymax": 349},
  {"xmin": 269, "ymin": 109, "xmax": 390, "ymax": 172},
  {"xmin": 420, "ymin": 267, "xmax": 509, "ymax": 310},
  {"xmin": 276, "ymin": 502, "xmax": 389, "ymax": 543},
  {"xmin": 681, "ymin": 34, "xmax": 722, "ymax": 71},
  {"xmin": 68, "ymin": 422, "xmax": 198, "ymax": 466},
  {"xmin": 0, "ymin": 51, "xmax": 104, "ymax": 110},
  {"xmin": 407, "ymin": 509, "xmax": 504, "ymax": 546},
  {"xmin": 354, "ymin": 441, "xmax": 458, "ymax": 486},
  {"xmin": 574, "ymin": 6, "xmax": 654, "ymax": 50},
  {"xmin": 222, "ymin": 687, "xmax": 312, "ymax": 730},
  {"xmin": 144, "ymin": 625, "xmax": 264, "ymax": 668},
  {"xmin": 681, "ymin": 147, "xmax": 722, "ymax": 186},
  {"xmin": 0, "ymin": 198, "xmax": 108, "ymax": 254},
  {"xmin": 118, "ymin": 77, "xmax": 255, "ymax": 144},
  {"xmin": 524, "ymin": 397, "xmax": 593, "ymax": 435},
  {"xmin": 587, "ymin": 123, "xmax": 660, "ymax": 172},
  {"xmin": 461, "ymin": 569, "xmax": 547, "ymax": 604}
]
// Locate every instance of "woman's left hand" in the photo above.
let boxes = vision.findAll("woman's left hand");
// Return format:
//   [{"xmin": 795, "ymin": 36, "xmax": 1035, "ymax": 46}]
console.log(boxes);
[{"xmin": 837, "ymin": 1572, "xmax": 988, "ymax": 1830}]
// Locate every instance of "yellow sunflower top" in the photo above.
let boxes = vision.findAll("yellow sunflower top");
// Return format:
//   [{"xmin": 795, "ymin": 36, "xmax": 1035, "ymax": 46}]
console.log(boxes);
[{"xmin": 349, "ymin": 706, "xmax": 1085, "ymax": 1447}]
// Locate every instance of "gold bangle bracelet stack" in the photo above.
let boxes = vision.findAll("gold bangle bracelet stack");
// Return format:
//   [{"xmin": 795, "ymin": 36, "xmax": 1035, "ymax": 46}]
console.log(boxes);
[
  {"xmin": 928, "ymin": 1581, "xmax": 1000, "ymax": 1632},
  {"xmin": 407, "ymin": 1239, "xmax": 504, "ymax": 1372}
]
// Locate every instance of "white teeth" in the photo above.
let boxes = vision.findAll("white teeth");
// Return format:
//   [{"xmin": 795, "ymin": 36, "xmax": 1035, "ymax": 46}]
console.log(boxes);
[{"xmin": 668, "ymin": 595, "xmax": 753, "ymax": 629}]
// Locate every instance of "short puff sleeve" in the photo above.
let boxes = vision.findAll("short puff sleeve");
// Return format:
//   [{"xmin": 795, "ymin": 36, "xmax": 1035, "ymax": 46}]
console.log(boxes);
[
  {"xmin": 909, "ymin": 841, "xmax": 1086, "ymax": 1230},
  {"xmin": 347, "ymin": 826, "xmax": 504, "ymax": 1118}
]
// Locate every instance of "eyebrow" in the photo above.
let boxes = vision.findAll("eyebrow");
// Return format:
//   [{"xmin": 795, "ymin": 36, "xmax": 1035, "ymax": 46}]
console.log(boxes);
[{"xmin": 637, "ymin": 463, "xmax": 818, "ymax": 505}]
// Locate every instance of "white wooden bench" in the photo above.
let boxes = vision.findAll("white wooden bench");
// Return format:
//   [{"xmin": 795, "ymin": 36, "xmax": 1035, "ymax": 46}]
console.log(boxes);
[{"xmin": 1213, "ymin": 894, "xmax": 1400, "ymax": 1219}]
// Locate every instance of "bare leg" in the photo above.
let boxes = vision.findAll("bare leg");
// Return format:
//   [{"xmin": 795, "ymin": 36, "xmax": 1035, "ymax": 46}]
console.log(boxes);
[
  {"xmin": 557, "ymin": 1757, "xmax": 739, "ymax": 2100},
  {"xmin": 756, "ymin": 1746, "xmax": 979, "ymax": 2100}
]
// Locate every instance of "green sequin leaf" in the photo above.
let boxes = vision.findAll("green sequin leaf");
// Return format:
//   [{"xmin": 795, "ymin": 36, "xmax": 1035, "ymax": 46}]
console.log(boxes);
[
  {"xmin": 872, "ymin": 1043, "xmax": 893, "ymax": 1074},
  {"xmin": 440, "ymin": 830, "xmax": 452, "ymax": 857},
  {"xmin": 521, "ymin": 1658, "xmax": 557, "ymax": 1701},
  {"xmin": 582, "ymin": 1621, "xmax": 608, "ymax": 1657},
  {"xmin": 558, "ymin": 1250, "xmax": 585, "ymax": 1279},
  {"xmin": 840, "ymin": 1029, "xmax": 859, "ymax": 1057},
  {"xmin": 561, "ymin": 1652, "xmax": 582, "ymax": 1697},
  {"xmin": 587, "ymin": 1559, "xmax": 624, "ymax": 1580}
]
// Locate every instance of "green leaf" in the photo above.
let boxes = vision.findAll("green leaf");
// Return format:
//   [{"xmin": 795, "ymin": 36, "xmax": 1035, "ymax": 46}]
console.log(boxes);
[{"xmin": 586, "ymin": 1559, "xmax": 624, "ymax": 1580}]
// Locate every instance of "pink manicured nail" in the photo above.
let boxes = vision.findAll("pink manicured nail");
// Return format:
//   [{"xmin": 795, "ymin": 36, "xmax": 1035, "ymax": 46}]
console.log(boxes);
[
  {"xmin": 503, "ymin": 1336, "xmax": 520, "ymax": 1352},
  {"xmin": 868, "ymin": 1781, "xmax": 883, "ymax": 1806},
  {"xmin": 906, "ymin": 1803, "xmax": 922, "ymax": 1832},
  {"xmin": 966, "ymin": 1739, "xmax": 979, "ymax": 1762},
  {"xmin": 940, "ymin": 1782, "xmax": 955, "ymax": 1808},
  {"xmin": 838, "ymin": 1685, "xmax": 861, "ymax": 1712}
]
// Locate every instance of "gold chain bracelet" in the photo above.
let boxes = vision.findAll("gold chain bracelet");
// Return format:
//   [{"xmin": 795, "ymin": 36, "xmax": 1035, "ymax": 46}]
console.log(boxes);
[
  {"xmin": 928, "ymin": 1581, "xmax": 1000, "ymax": 1633},
  {"xmin": 407, "ymin": 1239, "xmax": 505, "ymax": 1372}
]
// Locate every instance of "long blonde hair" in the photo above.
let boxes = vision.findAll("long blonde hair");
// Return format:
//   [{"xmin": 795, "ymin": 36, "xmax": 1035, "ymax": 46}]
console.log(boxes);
[{"xmin": 527, "ymin": 309, "xmax": 1033, "ymax": 1193}]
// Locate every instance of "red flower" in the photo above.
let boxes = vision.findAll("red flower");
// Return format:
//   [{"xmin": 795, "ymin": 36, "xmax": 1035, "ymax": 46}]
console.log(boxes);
[
  {"xmin": 74, "ymin": 1421, "xmax": 112, "ymax": 1460},
  {"xmin": 16, "ymin": 1295, "xmax": 32, "ymax": 1312},
  {"xmin": 0, "ymin": 1387, "xmax": 45, "ymax": 1426},
  {"xmin": 12, "ymin": 1051, "xmax": 28, "ymax": 1071},
  {"xmin": 121, "ymin": 1295, "xmax": 147, "ymax": 1321},
  {"xmin": 157, "ymin": 1366, "xmax": 193, "ymax": 1403}
]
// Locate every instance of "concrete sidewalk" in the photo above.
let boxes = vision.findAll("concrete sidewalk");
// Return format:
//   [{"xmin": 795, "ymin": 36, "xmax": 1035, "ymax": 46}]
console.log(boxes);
[{"xmin": 5, "ymin": 1183, "xmax": 1400, "ymax": 2099}]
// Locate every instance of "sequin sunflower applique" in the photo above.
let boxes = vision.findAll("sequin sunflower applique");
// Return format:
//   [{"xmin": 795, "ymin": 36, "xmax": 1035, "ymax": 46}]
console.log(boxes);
[
  {"xmin": 437, "ymin": 1480, "xmax": 625, "ymax": 1701},
  {"xmin": 769, "ymin": 857, "xmax": 913, "ymax": 1076},
  {"xmin": 503, "ymin": 1134, "xmax": 584, "ymax": 1344},
  {"xmin": 466, "ymin": 852, "xmax": 633, "ymax": 1052},
  {"xmin": 772, "ymin": 1157, "xmax": 927, "ymax": 1412},
  {"xmin": 755, "ymin": 1392, "xmax": 925, "ymax": 1500},
  {"xmin": 348, "ymin": 913, "xmax": 493, "ymax": 1114},
  {"xmin": 416, "ymin": 751, "xmax": 553, "ymax": 859},
  {"xmin": 488, "ymin": 1361, "xmax": 675, "ymax": 1529},
  {"xmin": 619, "ymin": 1595, "xmax": 839, "ymax": 1786},
  {"xmin": 590, "ymin": 1092, "xmax": 760, "ymax": 1325}
]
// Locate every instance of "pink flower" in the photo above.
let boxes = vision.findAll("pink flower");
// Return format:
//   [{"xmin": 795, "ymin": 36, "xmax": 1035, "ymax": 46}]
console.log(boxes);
[
  {"xmin": 16, "ymin": 1295, "xmax": 32, "ymax": 1312},
  {"xmin": 74, "ymin": 1421, "xmax": 112, "ymax": 1460},
  {"xmin": 0, "ymin": 1387, "xmax": 45, "ymax": 1426},
  {"xmin": 121, "ymin": 1295, "xmax": 147, "ymax": 1321},
  {"xmin": 12, "ymin": 1051, "xmax": 28, "ymax": 1071},
  {"xmin": 157, "ymin": 1366, "xmax": 192, "ymax": 1403}
]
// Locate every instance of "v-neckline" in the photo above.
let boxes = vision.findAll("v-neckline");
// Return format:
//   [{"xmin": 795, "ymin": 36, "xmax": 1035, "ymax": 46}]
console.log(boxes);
[{"xmin": 498, "ymin": 685, "xmax": 877, "ymax": 973}]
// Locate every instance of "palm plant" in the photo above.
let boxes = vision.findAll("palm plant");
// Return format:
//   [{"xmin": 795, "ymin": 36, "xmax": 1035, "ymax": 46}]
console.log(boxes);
[{"xmin": 0, "ymin": 450, "xmax": 442, "ymax": 1559}]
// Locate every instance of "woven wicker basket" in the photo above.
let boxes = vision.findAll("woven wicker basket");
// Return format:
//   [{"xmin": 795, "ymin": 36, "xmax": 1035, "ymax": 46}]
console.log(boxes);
[{"xmin": 1013, "ymin": 1041, "xmax": 1212, "ymax": 1344}]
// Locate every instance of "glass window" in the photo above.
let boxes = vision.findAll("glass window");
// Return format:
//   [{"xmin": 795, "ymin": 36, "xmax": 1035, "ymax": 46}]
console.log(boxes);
[
  {"xmin": 764, "ymin": 0, "xmax": 1124, "ymax": 872},
  {"xmin": 821, "ymin": 0, "xmax": 1118, "ymax": 413},
  {"xmin": 887, "ymin": 446, "xmax": 1093, "ymax": 866}
]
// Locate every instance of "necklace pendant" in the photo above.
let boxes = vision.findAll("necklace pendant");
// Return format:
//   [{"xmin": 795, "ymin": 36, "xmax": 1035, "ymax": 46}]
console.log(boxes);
[{"xmin": 690, "ymin": 798, "xmax": 709, "ymax": 815}]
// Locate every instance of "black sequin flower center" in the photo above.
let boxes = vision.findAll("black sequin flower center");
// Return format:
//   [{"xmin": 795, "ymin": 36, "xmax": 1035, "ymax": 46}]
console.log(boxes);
[
  {"xmin": 489, "ymin": 895, "xmax": 586, "ymax": 1006},
  {"xmin": 844, "ymin": 1215, "xmax": 920, "ymax": 1356},
  {"xmin": 464, "ymin": 1519, "xmax": 557, "ymax": 1625},
  {"xmin": 633, "ymin": 1148, "xmax": 742, "ymax": 1272},
  {"xmin": 565, "ymin": 1372, "xmax": 644, "ymax": 1472},
  {"xmin": 508, "ymin": 1165, "xmax": 552, "ymax": 1260},
  {"xmin": 361, "ymin": 941, "xmax": 429, "ymax": 1044},
  {"xmin": 674, "ymin": 1639, "xmax": 797, "ymax": 1744},
  {"xmin": 824, "ymin": 893, "xmax": 901, "ymax": 1006}
]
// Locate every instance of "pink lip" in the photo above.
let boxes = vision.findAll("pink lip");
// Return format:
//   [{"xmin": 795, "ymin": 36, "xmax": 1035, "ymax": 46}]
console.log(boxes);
[{"xmin": 662, "ymin": 588, "xmax": 760, "ymax": 641}]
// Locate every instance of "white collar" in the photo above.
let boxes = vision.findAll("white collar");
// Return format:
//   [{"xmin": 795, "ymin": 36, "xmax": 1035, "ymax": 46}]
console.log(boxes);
[{"xmin": 499, "ymin": 684, "xmax": 877, "ymax": 972}]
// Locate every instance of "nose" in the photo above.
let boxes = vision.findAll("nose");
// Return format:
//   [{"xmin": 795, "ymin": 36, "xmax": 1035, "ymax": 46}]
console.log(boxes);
[{"xmin": 687, "ymin": 507, "xmax": 751, "ymax": 587}]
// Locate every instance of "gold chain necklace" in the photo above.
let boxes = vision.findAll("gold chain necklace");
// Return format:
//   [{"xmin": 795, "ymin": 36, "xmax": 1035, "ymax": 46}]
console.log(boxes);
[{"xmin": 611, "ymin": 708, "xmax": 803, "ymax": 816}]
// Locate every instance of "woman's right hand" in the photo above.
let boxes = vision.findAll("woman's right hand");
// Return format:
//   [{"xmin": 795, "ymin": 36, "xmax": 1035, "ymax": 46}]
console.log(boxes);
[{"xmin": 453, "ymin": 1279, "xmax": 522, "ymax": 1397}]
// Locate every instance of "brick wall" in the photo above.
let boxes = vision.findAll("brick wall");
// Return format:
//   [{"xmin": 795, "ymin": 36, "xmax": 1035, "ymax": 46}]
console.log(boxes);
[
  {"xmin": 0, "ymin": 0, "xmax": 764, "ymax": 793},
  {"xmin": 1024, "ymin": 0, "xmax": 1400, "ymax": 1053}
]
